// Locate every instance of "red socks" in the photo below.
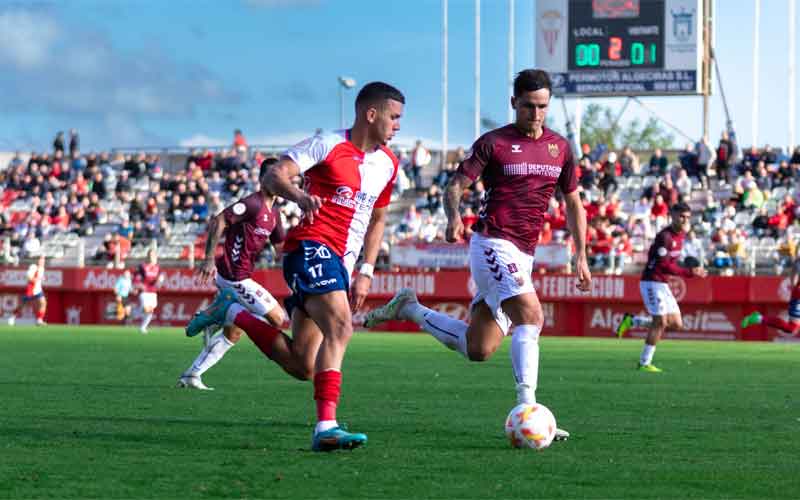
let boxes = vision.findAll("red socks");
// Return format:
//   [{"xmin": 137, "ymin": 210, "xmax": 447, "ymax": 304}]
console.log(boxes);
[
  {"xmin": 314, "ymin": 370, "xmax": 341, "ymax": 422},
  {"xmin": 764, "ymin": 316, "xmax": 800, "ymax": 335},
  {"xmin": 235, "ymin": 310, "xmax": 281, "ymax": 357},
  {"xmin": 35, "ymin": 310, "xmax": 45, "ymax": 321}
]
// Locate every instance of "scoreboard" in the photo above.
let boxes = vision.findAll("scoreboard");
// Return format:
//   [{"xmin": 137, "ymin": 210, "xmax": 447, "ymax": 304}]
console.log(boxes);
[{"xmin": 536, "ymin": 0, "xmax": 708, "ymax": 96}]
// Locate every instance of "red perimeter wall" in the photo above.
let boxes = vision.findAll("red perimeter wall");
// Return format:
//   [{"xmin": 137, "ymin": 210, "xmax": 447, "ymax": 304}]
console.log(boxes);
[{"xmin": 0, "ymin": 267, "xmax": 795, "ymax": 341}]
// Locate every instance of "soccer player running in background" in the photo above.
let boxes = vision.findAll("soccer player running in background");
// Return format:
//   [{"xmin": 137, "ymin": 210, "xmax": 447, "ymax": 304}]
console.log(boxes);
[
  {"xmin": 177, "ymin": 158, "xmax": 289, "ymax": 390},
  {"xmin": 365, "ymin": 69, "xmax": 590, "ymax": 441},
  {"xmin": 114, "ymin": 270, "xmax": 133, "ymax": 322},
  {"xmin": 134, "ymin": 249, "xmax": 164, "ymax": 334},
  {"xmin": 8, "ymin": 255, "xmax": 47, "ymax": 326},
  {"xmin": 741, "ymin": 255, "xmax": 800, "ymax": 337},
  {"xmin": 186, "ymin": 82, "xmax": 403, "ymax": 451},
  {"xmin": 615, "ymin": 202, "xmax": 707, "ymax": 372}
]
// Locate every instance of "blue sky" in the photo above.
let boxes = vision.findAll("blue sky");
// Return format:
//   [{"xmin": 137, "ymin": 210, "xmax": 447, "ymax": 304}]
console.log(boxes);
[{"xmin": 0, "ymin": 0, "xmax": 797, "ymax": 152}]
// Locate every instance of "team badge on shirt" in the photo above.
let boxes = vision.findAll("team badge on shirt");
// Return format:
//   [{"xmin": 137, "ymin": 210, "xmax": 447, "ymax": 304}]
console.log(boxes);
[
  {"xmin": 548, "ymin": 143, "xmax": 559, "ymax": 158},
  {"xmin": 511, "ymin": 144, "xmax": 522, "ymax": 153}
]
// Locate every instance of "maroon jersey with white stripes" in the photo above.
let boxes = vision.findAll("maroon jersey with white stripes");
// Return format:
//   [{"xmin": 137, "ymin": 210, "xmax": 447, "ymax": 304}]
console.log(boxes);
[
  {"xmin": 457, "ymin": 125, "xmax": 577, "ymax": 255},
  {"xmin": 216, "ymin": 192, "xmax": 285, "ymax": 281},
  {"xmin": 641, "ymin": 226, "xmax": 694, "ymax": 283},
  {"xmin": 134, "ymin": 263, "xmax": 160, "ymax": 293}
]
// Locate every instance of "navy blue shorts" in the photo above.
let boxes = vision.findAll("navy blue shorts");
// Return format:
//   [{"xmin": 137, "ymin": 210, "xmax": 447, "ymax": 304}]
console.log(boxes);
[
  {"xmin": 283, "ymin": 240, "xmax": 349, "ymax": 316},
  {"xmin": 22, "ymin": 292, "xmax": 44, "ymax": 302},
  {"xmin": 789, "ymin": 299, "xmax": 800, "ymax": 320}
]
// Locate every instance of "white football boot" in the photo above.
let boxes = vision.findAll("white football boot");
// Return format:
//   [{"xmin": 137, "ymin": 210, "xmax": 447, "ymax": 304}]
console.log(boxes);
[
  {"xmin": 176, "ymin": 375, "xmax": 214, "ymax": 391},
  {"xmin": 363, "ymin": 288, "xmax": 418, "ymax": 328}
]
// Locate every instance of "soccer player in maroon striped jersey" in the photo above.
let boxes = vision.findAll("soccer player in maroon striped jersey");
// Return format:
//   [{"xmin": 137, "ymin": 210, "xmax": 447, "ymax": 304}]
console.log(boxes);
[
  {"xmin": 365, "ymin": 69, "xmax": 591, "ymax": 441},
  {"xmin": 177, "ymin": 159, "xmax": 290, "ymax": 390},
  {"xmin": 615, "ymin": 202, "xmax": 707, "ymax": 372},
  {"xmin": 133, "ymin": 249, "xmax": 163, "ymax": 334}
]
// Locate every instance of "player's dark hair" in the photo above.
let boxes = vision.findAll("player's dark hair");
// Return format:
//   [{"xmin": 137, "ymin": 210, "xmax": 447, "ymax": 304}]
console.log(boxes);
[
  {"xmin": 260, "ymin": 157, "xmax": 279, "ymax": 180},
  {"xmin": 355, "ymin": 82, "xmax": 405, "ymax": 111},
  {"xmin": 671, "ymin": 202, "xmax": 691, "ymax": 214},
  {"xmin": 513, "ymin": 69, "xmax": 552, "ymax": 97}
]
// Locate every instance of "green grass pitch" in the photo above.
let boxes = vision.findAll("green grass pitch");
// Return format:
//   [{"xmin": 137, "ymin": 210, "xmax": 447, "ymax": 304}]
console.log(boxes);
[{"xmin": 0, "ymin": 325, "xmax": 797, "ymax": 499}]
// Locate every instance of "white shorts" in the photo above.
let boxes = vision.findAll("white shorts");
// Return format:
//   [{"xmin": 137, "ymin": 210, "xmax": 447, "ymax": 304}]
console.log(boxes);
[
  {"xmin": 469, "ymin": 233, "xmax": 536, "ymax": 335},
  {"xmin": 639, "ymin": 281, "xmax": 680, "ymax": 316},
  {"xmin": 139, "ymin": 292, "xmax": 157, "ymax": 311},
  {"xmin": 215, "ymin": 274, "xmax": 279, "ymax": 318}
]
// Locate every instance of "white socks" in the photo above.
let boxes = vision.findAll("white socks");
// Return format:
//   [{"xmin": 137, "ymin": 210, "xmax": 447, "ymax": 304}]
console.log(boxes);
[
  {"xmin": 185, "ymin": 333, "xmax": 235, "ymax": 377},
  {"xmin": 633, "ymin": 315, "xmax": 653, "ymax": 329},
  {"xmin": 401, "ymin": 302, "xmax": 469, "ymax": 357},
  {"xmin": 511, "ymin": 324, "xmax": 541, "ymax": 405},
  {"xmin": 141, "ymin": 312, "xmax": 153, "ymax": 331},
  {"xmin": 315, "ymin": 420, "xmax": 338, "ymax": 434},
  {"xmin": 640, "ymin": 344, "xmax": 656, "ymax": 365}
]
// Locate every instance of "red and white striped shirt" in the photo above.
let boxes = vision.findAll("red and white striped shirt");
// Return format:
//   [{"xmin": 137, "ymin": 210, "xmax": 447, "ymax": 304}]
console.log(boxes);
[{"xmin": 283, "ymin": 130, "xmax": 398, "ymax": 273}]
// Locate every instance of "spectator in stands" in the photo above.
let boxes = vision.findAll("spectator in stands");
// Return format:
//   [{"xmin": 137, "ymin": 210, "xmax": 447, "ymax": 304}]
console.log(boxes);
[
  {"xmin": 461, "ymin": 206, "xmax": 478, "ymax": 240},
  {"xmin": 70, "ymin": 206, "xmax": 91, "ymax": 236},
  {"xmin": 674, "ymin": 168, "xmax": 692, "ymax": 198},
  {"xmin": 418, "ymin": 214, "xmax": 439, "ymax": 243},
  {"xmin": 754, "ymin": 161, "xmax": 772, "ymax": 192},
  {"xmin": 191, "ymin": 195, "xmax": 209, "ymax": 222},
  {"xmin": 776, "ymin": 235, "xmax": 797, "ymax": 274},
  {"xmin": 790, "ymin": 146, "xmax": 800, "ymax": 166},
  {"xmin": 69, "ymin": 129, "xmax": 79, "ymax": 158},
  {"xmin": 648, "ymin": 148, "xmax": 668, "ymax": 176},
  {"xmin": 599, "ymin": 152, "xmax": 619, "ymax": 195},
  {"xmin": 694, "ymin": 136, "xmax": 714, "ymax": 189},
  {"xmin": 681, "ymin": 229, "xmax": 705, "ymax": 268},
  {"xmin": 760, "ymin": 144, "xmax": 777, "ymax": 165},
  {"xmin": 728, "ymin": 231, "xmax": 747, "ymax": 271},
  {"xmin": 716, "ymin": 131, "xmax": 733, "ymax": 184},
  {"xmin": 610, "ymin": 231, "xmax": 632, "ymax": 274},
  {"xmin": 410, "ymin": 140, "xmax": 431, "ymax": 189},
  {"xmin": 710, "ymin": 229, "xmax": 734, "ymax": 273},
  {"xmin": 578, "ymin": 156, "xmax": 596, "ymax": 190},
  {"xmin": 619, "ymin": 146, "xmax": 639, "ymax": 177},
  {"xmin": 752, "ymin": 207, "xmax": 772, "ymax": 237},
  {"xmin": 53, "ymin": 131, "xmax": 65, "ymax": 154},
  {"xmin": 587, "ymin": 216, "xmax": 612, "ymax": 273},
  {"xmin": 538, "ymin": 220, "xmax": 553, "ymax": 245},
  {"xmin": 233, "ymin": 129, "xmax": 248, "ymax": 154},
  {"xmin": 91, "ymin": 171, "xmax": 107, "ymax": 199},
  {"xmin": 398, "ymin": 205, "xmax": 422, "ymax": 240},
  {"xmin": 679, "ymin": 143, "xmax": 697, "ymax": 183},
  {"xmin": 51, "ymin": 206, "xmax": 70, "ymax": 232},
  {"xmin": 776, "ymin": 160, "xmax": 794, "ymax": 187},
  {"xmin": 423, "ymin": 184, "xmax": 443, "ymax": 214},
  {"xmin": 651, "ymin": 193, "xmax": 669, "ymax": 229}
]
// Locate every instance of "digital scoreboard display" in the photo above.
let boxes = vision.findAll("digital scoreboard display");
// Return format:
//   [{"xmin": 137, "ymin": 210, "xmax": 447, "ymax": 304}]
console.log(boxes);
[
  {"xmin": 568, "ymin": 0, "xmax": 663, "ymax": 70},
  {"xmin": 536, "ymin": 0, "xmax": 706, "ymax": 96}
]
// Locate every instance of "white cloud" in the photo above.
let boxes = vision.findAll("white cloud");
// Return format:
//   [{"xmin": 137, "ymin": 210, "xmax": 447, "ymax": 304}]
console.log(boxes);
[
  {"xmin": 0, "ymin": 8, "xmax": 240, "ymax": 119},
  {"xmin": 0, "ymin": 10, "xmax": 59, "ymax": 69}
]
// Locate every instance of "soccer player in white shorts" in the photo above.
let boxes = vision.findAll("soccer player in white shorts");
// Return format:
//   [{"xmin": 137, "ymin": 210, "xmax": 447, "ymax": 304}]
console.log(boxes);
[
  {"xmin": 615, "ymin": 203, "xmax": 707, "ymax": 372},
  {"xmin": 177, "ymin": 159, "xmax": 288, "ymax": 390},
  {"xmin": 365, "ymin": 70, "xmax": 591, "ymax": 442}
]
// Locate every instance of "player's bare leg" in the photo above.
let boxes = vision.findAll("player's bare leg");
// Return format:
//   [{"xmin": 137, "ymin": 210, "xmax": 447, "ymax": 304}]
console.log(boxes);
[
  {"xmin": 302, "ymin": 290, "xmax": 367, "ymax": 451},
  {"xmin": 639, "ymin": 313, "xmax": 681, "ymax": 372},
  {"xmin": 35, "ymin": 297, "xmax": 47, "ymax": 325}
]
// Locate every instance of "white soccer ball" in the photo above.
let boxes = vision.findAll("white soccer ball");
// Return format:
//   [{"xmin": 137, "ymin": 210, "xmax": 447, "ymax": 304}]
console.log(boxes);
[{"xmin": 504, "ymin": 403, "xmax": 557, "ymax": 450}]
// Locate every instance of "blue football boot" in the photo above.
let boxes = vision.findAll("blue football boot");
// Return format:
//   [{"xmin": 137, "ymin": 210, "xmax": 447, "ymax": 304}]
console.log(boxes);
[
  {"xmin": 185, "ymin": 289, "xmax": 236, "ymax": 337},
  {"xmin": 311, "ymin": 426, "xmax": 368, "ymax": 452}
]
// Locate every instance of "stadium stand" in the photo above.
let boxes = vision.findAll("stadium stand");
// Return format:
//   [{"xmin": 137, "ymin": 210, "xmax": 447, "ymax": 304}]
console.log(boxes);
[{"xmin": 1, "ymin": 134, "xmax": 798, "ymax": 276}]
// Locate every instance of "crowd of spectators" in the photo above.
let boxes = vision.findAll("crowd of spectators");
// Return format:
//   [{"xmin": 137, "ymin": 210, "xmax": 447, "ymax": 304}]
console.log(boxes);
[
  {"xmin": 2, "ymin": 129, "xmax": 799, "ymax": 275},
  {"xmin": 390, "ymin": 133, "xmax": 800, "ymax": 276}
]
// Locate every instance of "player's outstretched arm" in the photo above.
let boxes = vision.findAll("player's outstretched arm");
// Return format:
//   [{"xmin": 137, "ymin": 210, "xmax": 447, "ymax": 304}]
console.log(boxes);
[
  {"xmin": 350, "ymin": 206, "xmax": 386, "ymax": 312},
  {"xmin": 199, "ymin": 213, "xmax": 226, "ymax": 283},
  {"xmin": 444, "ymin": 172, "xmax": 472, "ymax": 243},
  {"xmin": 264, "ymin": 157, "xmax": 322, "ymax": 224},
  {"xmin": 564, "ymin": 190, "xmax": 591, "ymax": 292}
]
